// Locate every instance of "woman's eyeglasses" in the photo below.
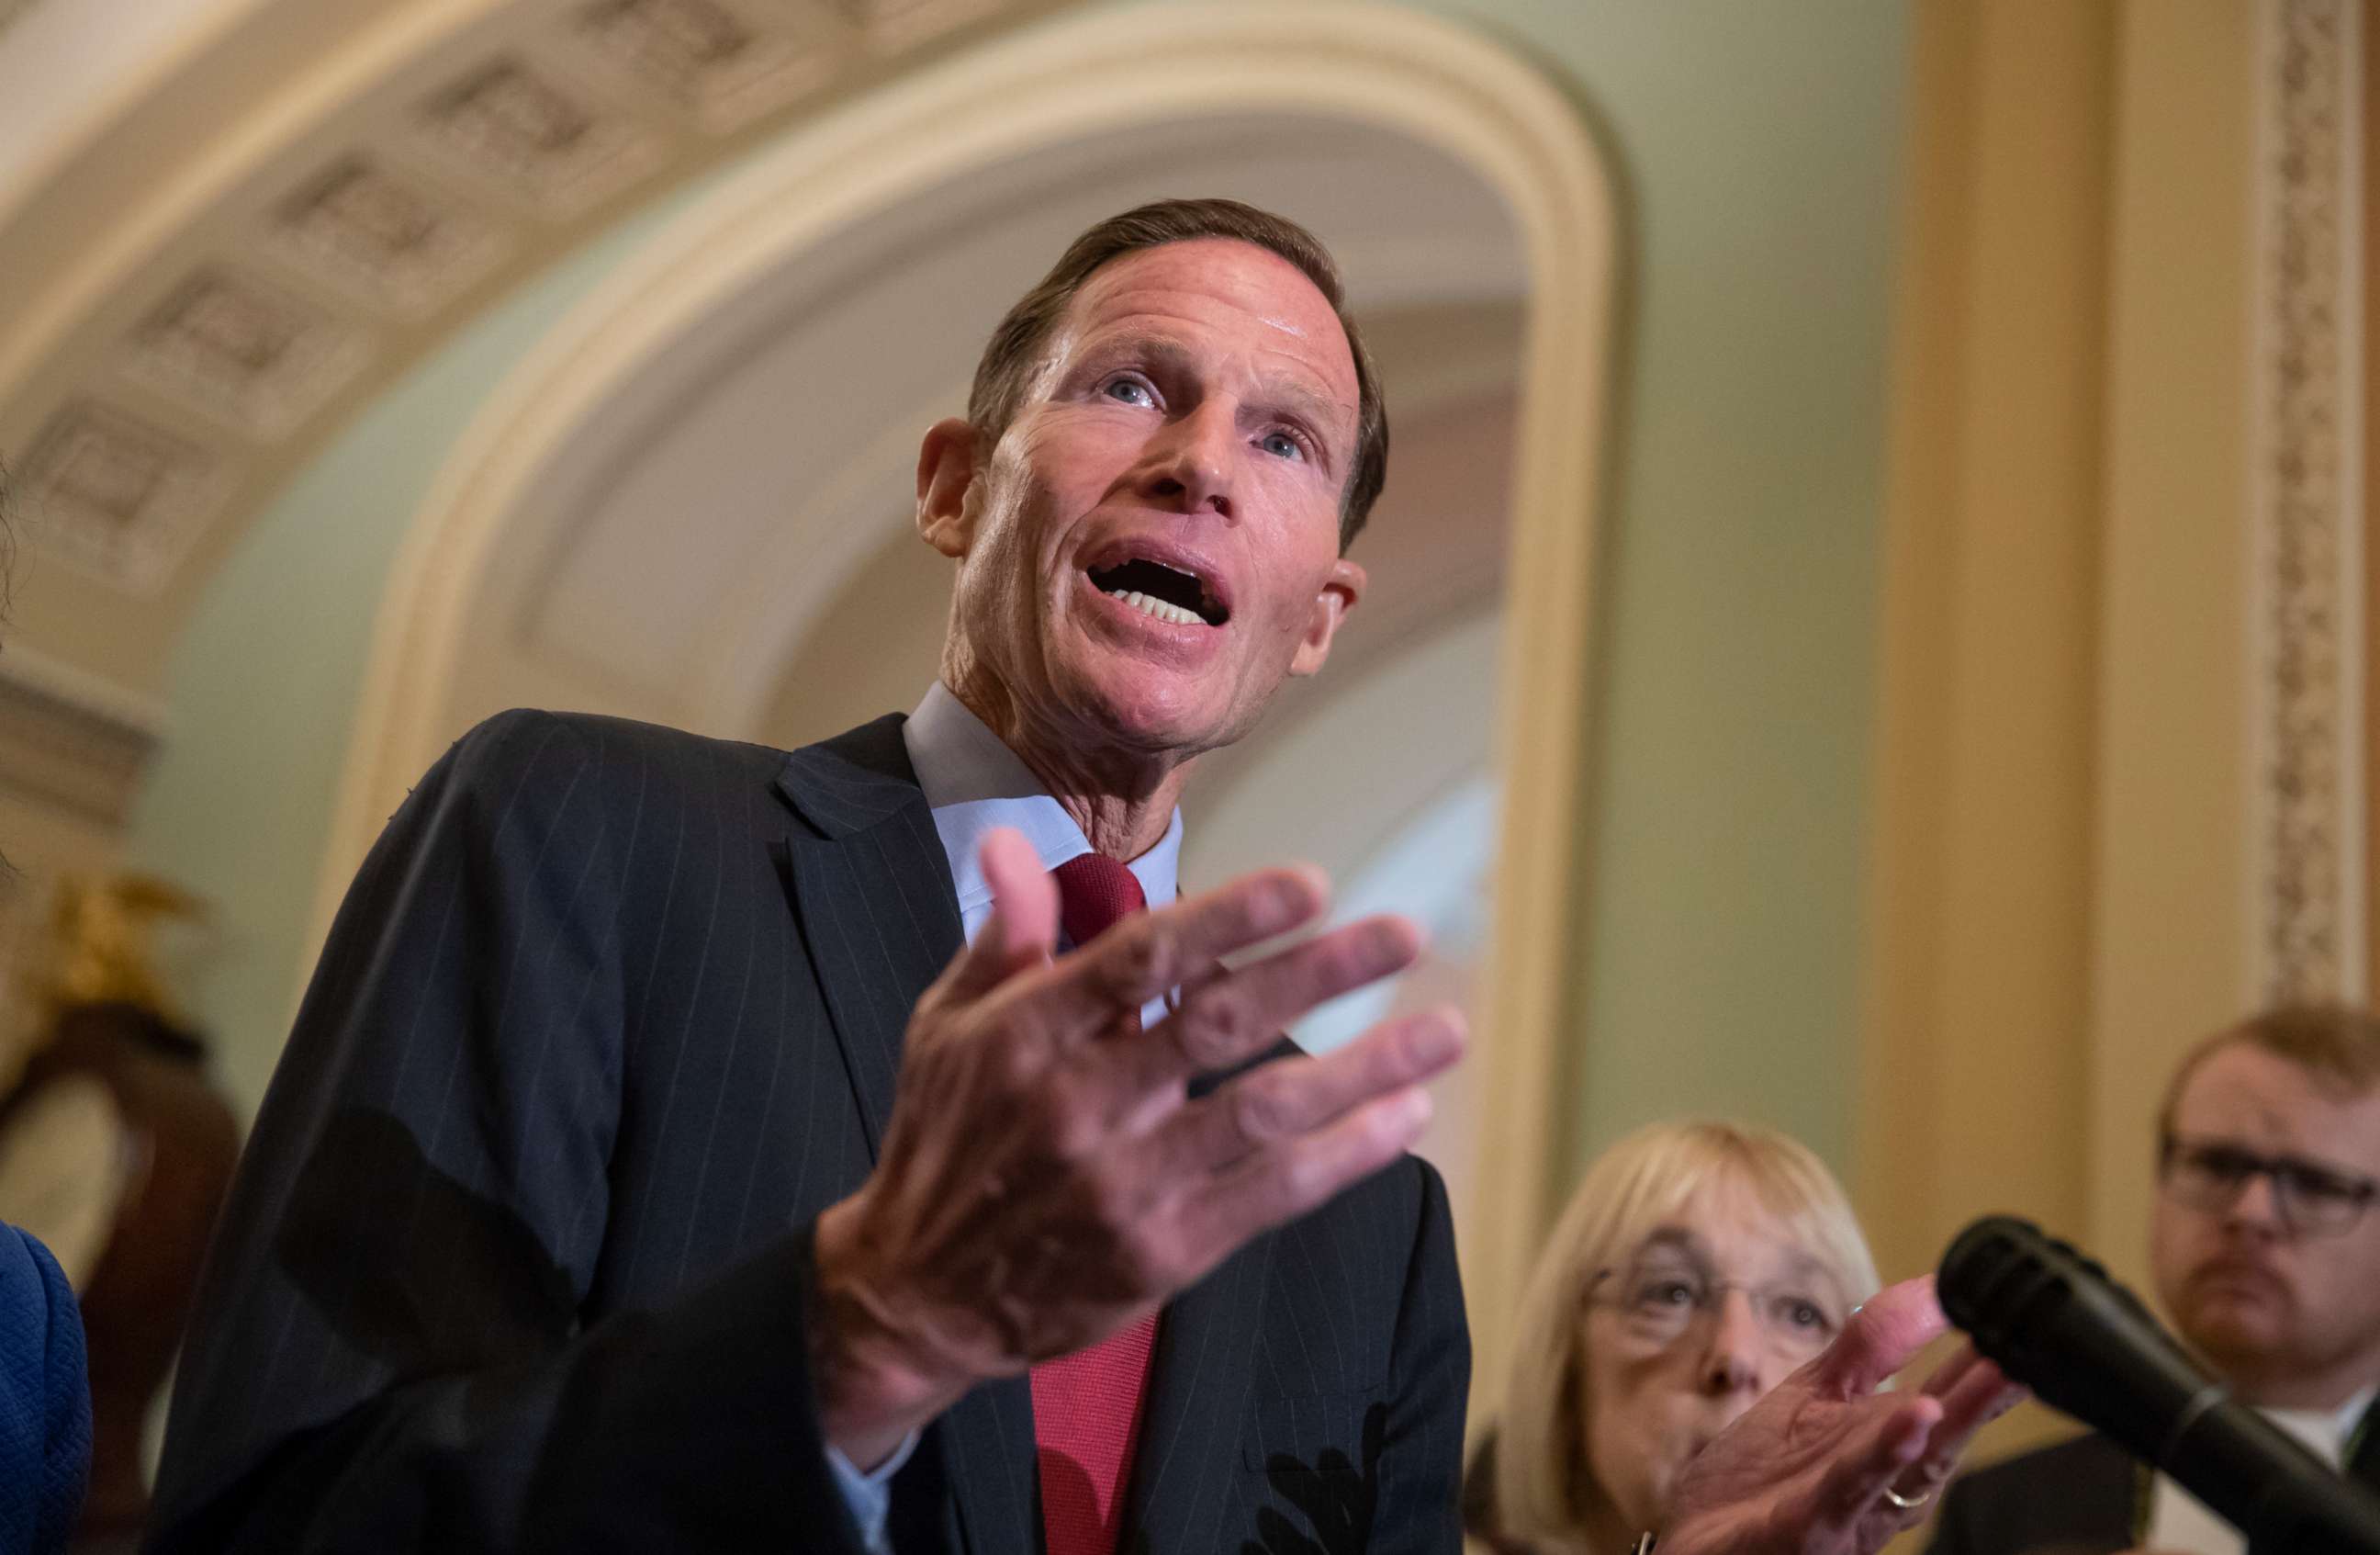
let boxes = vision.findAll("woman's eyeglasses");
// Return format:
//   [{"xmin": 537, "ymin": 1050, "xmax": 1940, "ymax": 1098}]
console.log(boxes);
[{"xmin": 1588, "ymin": 1255, "xmax": 1844, "ymax": 1362}]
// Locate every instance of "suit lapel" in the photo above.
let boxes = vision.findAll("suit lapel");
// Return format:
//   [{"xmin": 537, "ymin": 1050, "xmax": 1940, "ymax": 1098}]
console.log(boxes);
[
  {"xmin": 773, "ymin": 715, "xmax": 961, "ymax": 1155},
  {"xmin": 2351, "ymin": 1395, "xmax": 2380, "ymax": 1490},
  {"xmin": 930, "ymin": 1376, "xmax": 1040, "ymax": 1555},
  {"xmin": 2240, "ymin": 1398, "xmax": 2380, "ymax": 1555},
  {"xmin": 773, "ymin": 716, "xmax": 1038, "ymax": 1555}
]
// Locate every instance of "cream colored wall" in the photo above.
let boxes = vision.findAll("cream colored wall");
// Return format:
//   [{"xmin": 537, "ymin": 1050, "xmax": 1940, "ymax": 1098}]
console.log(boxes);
[
  {"xmin": 1858, "ymin": 0, "xmax": 2261, "ymax": 1474},
  {"xmin": 758, "ymin": 524, "xmax": 948, "ymax": 749},
  {"xmin": 1858, "ymin": 0, "xmax": 2112, "ymax": 1288},
  {"xmin": 2086, "ymin": 0, "xmax": 2258, "ymax": 1293}
]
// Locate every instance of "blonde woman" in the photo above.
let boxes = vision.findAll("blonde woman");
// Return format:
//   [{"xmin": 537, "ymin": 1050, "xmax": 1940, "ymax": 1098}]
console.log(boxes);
[{"xmin": 1477, "ymin": 1120, "xmax": 1883, "ymax": 1554}]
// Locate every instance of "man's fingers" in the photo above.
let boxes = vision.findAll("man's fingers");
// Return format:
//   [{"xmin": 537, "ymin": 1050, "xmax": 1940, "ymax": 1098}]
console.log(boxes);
[
  {"xmin": 1815, "ymin": 1275, "xmax": 1948, "ymax": 1396},
  {"xmin": 1022, "ymin": 866, "xmax": 1335, "ymax": 1040},
  {"xmin": 1127, "ymin": 915, "xmax": 1424, "ymax": 1082},
  {"xmin": 1139, "ymin": 1008, "xmax": 1465, "ymax": 1177},
  {"xmin": 938, "ymin": 828, "xmax": 1060, "ymax": 1005},
  {"xmin": 1175, "ymin": 1086, "xmax": 1434, "ymax": 1262},
  {"xmin": 981, "ymin": 828, "xmax": 1059, "ymax": 963},
  {"xmin": 1164, "ymin": 952, "xmax": 1234, "ymax": 1021}
]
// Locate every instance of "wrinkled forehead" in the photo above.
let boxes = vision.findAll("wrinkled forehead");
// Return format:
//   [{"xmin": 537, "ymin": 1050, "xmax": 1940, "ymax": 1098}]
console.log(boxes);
[{"xmin": 1048, "ymin": 239, "xmax": 1359, "ymax": 411}]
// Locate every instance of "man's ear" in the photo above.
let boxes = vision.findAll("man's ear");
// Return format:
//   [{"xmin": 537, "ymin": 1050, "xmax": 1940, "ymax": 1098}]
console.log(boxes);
[
  {"xmin": 1288, "ymin": 556, "xmax": 1365, "ymax": 677},
  {"xmin": 916, "ymin": 417, "xmax": 981, "ymax": 558}
]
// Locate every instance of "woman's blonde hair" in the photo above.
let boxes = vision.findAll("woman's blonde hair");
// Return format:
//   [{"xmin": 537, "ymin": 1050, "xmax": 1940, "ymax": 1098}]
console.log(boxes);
[{"xmin": 1492, "ymin": 1120, "xmax": 1880, "ymax": 1552}]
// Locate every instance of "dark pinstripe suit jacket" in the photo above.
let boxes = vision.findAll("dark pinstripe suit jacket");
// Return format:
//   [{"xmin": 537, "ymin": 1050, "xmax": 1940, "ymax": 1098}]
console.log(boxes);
[
  {"xmin": 1925, "ymin": 1434, "xmax": 2139, "ymax": 1555},
  {"xmin": 1927, "ymin": 1415, "xmax": 2380, "ymax": 1555},
  {"xmin": 149, "ymin": 708, "xmax": 1466, "ymax": 1554}
]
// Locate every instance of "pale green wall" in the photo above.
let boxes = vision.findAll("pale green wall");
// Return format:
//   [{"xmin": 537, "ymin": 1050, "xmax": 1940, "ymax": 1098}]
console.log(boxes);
[
  {"xmin": 1427, "ymin": 0, "xmax": 1908, "ymax": 1183},
  {"xmin": 128, "ymin": 1, "xmax": 1906, "ymax": 1184}
]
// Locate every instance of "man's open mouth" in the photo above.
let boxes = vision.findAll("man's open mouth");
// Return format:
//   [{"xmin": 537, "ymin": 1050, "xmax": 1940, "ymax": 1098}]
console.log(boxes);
[{"xmin": 1086, "ymin": 557, "xmax": 1229, "ymax": 628}]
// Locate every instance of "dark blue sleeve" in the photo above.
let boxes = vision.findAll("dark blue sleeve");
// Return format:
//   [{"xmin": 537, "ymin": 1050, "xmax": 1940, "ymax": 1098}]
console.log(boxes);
[{"xmin": 0, "ymin": 1223, "xmax": 93, "ymax": 1555}]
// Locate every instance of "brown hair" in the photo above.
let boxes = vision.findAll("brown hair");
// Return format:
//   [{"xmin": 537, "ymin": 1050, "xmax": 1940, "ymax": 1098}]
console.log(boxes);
[
  {"xmin": 965, "ymin": 197, "xmax": 1388, "ymax": 550},
  {"xmin": 2158, "ymin": 1004, "xmax": 2380, "ymax": 1142}
]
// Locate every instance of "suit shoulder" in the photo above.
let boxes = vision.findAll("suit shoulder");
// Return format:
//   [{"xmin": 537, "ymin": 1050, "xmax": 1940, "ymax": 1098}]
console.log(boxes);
[
  {"xmin": 1298, "ymin": 1142, "xmax": 1443, "ymax": 1248},
  {"xmin": 1953, "ymin": 1430, "xmax": 2130, "ymax": 1496},
  {"xmin": 1199, "ymin": 1043, "xmax": 1439, "ymax": 1259},
  {"xmin": 438, "ymin": 709, "xmax": 791, "ymax": 808},
  {"xmin": 1937, "ymin": 1427, "xmax": 2134, "ymax": 1553}
]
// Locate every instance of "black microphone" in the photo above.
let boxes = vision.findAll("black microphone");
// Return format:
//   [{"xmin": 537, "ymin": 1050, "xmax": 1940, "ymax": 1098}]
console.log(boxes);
[{"xmin": 1939, "ymin": 1214, "xmax": 2380, "ymax": 1554}]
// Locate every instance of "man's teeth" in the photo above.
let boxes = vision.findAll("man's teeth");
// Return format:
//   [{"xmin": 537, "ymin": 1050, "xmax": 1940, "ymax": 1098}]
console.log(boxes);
[{"xmin": 1105, "ymin": 588, "xmax": 1206, "ymax": 627}]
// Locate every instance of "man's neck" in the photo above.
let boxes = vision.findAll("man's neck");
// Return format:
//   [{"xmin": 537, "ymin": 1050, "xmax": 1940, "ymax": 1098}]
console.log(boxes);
[
  {"xmin": 2228, "ymin": 1358, "xmax": 2380, "ymax": 1416},
  {"xmin": 943, "ymin": 676, "xmax": 1191, "ymax": 860},
  {"xmin": 1059, "ymin": 784, "xmax": 1188, "ymax": 862}
]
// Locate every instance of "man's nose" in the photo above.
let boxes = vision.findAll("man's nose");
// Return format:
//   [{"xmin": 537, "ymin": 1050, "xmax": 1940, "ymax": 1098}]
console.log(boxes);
[
  {"xmin": 1699, "ymin": 1290, "xmax": 1766, "ymax": 1396},
  {"xmin": 1139, "ymin": 399, "xmax": 1236, "ymax": 519},
  {"xmin": 2227, "ymin": 1170, "xmax": 2287, "ymax": 1234}
]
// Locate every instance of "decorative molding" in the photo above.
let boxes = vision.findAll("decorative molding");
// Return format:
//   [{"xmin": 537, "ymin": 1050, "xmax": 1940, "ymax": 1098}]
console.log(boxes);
[
  {"xmin": 121, "ymin": 266, "xmax": 376, "ymax": 437},
  {"xmin": 0, "ymin": 0, "xmax": 1064, "ymax": 598},
  {"xmin": 831, "ymin": 0, "xmax": 1008, "ymax": 54},
  {"xmin": 574, "ymin": 0, "xmax": 840, "ymax": 131},
  {"xmin": 2250, "ymin": 0, "xmax": 2367, "ymax": 1005},
  {"xmin": 18, "ymin": 400, "xmax": 236, "ymax": 594},
  {"xmin": 0, "ymin": 644, "xmax": 165, "ymax": 828},
  {"xmin": 271, "ymin": 157, "xmax": 512, "ymax": 318},
  {"xmin": 410, "ymin": 57, "xmax": 663, "ymax": 218}
]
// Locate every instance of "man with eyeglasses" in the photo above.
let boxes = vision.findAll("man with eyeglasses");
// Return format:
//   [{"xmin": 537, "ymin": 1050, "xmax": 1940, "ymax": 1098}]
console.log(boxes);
[{"xmin": 1930, "ymin": 1004, "xmax": 2380, "ymax": 1555}]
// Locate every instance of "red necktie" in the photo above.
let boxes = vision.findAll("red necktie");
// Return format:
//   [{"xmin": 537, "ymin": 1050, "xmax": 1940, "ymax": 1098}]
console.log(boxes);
[{"xmin": 1032, "ymin": 852, "xmax": 1159, "ymax": 1555}]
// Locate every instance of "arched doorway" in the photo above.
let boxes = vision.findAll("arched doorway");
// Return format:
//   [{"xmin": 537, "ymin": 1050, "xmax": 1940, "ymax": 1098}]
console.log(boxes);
[{"xmin": 324, "ymin": 0, "xmax": 1617, "ymax": 1400}]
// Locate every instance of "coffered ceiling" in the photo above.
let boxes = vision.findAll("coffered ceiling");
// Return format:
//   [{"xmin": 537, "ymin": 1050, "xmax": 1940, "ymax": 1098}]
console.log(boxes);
[{"xmin": 0, "ymin": 0, "xmax": 1071, "ymax": 697}]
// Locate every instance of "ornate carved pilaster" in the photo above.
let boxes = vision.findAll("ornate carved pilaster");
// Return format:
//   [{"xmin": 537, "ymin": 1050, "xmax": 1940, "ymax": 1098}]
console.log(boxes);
[{"xmin": 2251, "ymin": 0, "xmax": 2367, "ymax": 1004}]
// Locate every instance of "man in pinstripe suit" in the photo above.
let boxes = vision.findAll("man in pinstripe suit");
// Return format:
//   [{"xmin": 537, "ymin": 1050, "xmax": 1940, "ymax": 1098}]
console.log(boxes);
[{"xmin": 150, "ymin": 200, "xmax": 2015, "ymax": 1555}]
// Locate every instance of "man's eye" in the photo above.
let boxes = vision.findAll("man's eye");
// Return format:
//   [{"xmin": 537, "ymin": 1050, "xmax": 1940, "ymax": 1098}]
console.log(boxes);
[
  {"xmin": 1102, "ymin": 378, "xmax": 1155, "ymax": 407},
  {"xmin": 1258, "ymin": 430, "xmax": 1305, "ymax": 461},
  {"xmin": 2195, "ymin": 1148, "xmax": 2260, "ymax": 1182},
  {"xmin": 2285, "ymin": 1166, "xmax": 2364, "ymax": 1202},
  {"xmin": 1774, "ymin": 1296, "xmax": 1834, "ymax": 1333}
]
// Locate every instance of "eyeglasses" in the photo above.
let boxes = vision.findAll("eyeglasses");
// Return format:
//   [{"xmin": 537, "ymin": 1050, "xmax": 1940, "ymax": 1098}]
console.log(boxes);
[
  {"xmin": 2160, "ymin": 1135, "xmax": 2380, "ymax": 1238},
  {"xmin": 1587, "ymin": 1256, "xmax": 1845, "ymax": 1363}
]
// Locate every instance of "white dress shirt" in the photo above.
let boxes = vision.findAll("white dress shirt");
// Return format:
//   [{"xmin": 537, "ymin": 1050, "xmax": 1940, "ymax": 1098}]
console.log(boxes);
[
  {"xmin": 2145, "ymin": 1387, "xmax": 2374, "ymax": 1554},
  {"xmin": 904, "ymin": 679, "xmax": 1183, "ymax": 1011},
  {"xmin": 826, "ymin": 682, "xmax": 1184, "ymax": 1550}
]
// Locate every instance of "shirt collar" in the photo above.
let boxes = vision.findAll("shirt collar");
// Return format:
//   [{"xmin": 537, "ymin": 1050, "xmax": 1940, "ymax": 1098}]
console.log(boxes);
[
  {"xmin": 902, "ymin": 681, "xmax": 1184, "ymax": 922},
  {"xmin": 2236, "ymin": 1386, "xmax": 2376, "ymax": 1476}
]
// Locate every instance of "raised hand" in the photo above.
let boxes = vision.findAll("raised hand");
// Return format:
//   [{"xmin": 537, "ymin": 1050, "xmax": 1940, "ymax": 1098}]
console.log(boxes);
[
  {"xmin": 1662, "ymin": 1277, "xmax": 2026, "ymax": 1555},
  {"xmin": 810, "ymin": 828, "xmax": 1465, "ymax": 1464}
]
